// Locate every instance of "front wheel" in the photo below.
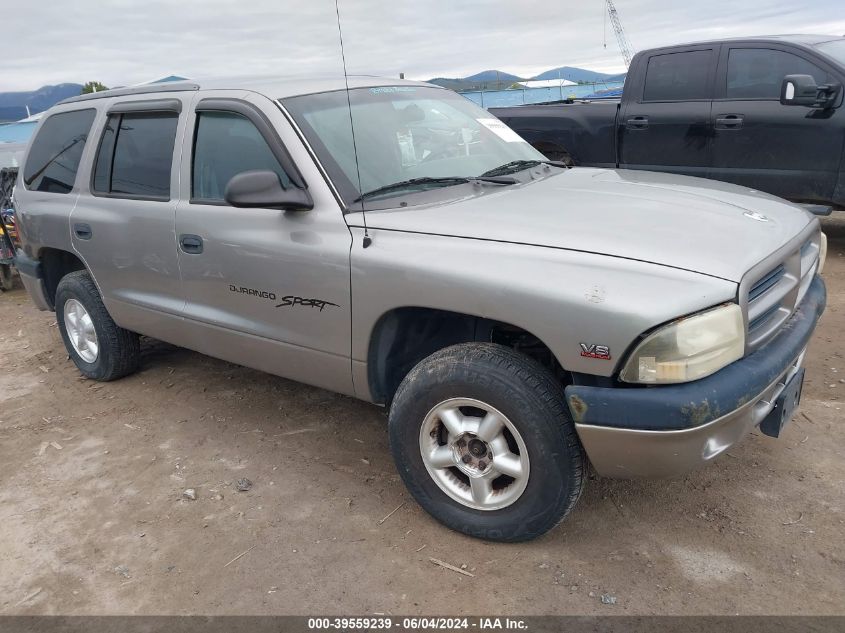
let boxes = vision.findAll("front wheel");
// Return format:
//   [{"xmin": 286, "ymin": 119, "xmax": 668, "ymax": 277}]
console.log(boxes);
[{"xmin": 388, "ymin": 343, "xmax": 586, "ymax": 542}]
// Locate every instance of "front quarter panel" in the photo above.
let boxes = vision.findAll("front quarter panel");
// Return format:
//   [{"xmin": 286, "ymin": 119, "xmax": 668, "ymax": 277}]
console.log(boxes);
[{"xmin": 349, "ymin": 223, "xmax": 738, "ymax": 399}]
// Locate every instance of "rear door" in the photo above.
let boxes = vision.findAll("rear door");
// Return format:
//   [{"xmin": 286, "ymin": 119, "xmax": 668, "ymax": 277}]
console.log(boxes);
[
  {"xmin": 69, "ymin": 96, "xmax": 187, "ymax": 341},
  {"xmin": 619, "ymin": 47, "xmax": 717, "ymax": 176},
  {"xmin": 710, "ymin": 44, "xmax": 844, "ymax": 203},
  {"xmin": 174, "ymin": 92, "xmax": 354, "ymax": 395}
]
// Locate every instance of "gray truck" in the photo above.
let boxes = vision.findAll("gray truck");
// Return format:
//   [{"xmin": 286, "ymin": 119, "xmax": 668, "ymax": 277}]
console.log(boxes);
[{"xmin": 12, "ymin": 77, "xmax": 827, "ymax": 541}]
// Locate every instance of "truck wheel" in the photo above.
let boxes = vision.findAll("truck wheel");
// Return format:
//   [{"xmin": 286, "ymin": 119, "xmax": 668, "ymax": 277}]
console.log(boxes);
[
  {"xmin": 55, "ymin": 270, "xmax": 140, "ymax": 381},
  {"xmin": 531, "ymin": 141, "xmax": 574, "ymax": 166},
  {"xmin": 388, "ymin": 342, "xmax": 586, "ymax": 542}
]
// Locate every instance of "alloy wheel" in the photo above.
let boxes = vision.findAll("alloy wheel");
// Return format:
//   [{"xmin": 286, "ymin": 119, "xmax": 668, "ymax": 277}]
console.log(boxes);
[{"xmin": 418, "ymin": 397, "xmax": 530, "ymax": 511}]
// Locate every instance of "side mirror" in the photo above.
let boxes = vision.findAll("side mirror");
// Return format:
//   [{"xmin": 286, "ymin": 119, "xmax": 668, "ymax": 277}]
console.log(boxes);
[
  {"xmin": 224, "ymin": 170, "xmax": 313, "ymax": 211},
  {"xmin": 780, "ymin": 74, "xmax": 841, "ymax": 109}
]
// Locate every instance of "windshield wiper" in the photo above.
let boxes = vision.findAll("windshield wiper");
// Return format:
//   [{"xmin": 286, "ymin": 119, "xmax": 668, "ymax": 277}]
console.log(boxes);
[
  {"xmin": 354, "ymin": 176, "xmax": 517, "ymax": 202},
  {"xmin": 23, "ymin": 136, "xmax": 84, "ymax": 186},
  {"xmin": 480, "ymin": 159, "xmax": 569, "ymax": 178}
]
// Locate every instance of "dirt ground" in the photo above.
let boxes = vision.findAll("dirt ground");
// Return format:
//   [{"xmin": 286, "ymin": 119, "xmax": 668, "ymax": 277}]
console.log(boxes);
[{"xmin": 1, "ymin": 217, "xmax": 843, "ymax": 617}]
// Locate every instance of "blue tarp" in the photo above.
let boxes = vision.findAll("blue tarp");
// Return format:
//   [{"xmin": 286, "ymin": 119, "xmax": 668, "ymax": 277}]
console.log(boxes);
[
  {"xmin": 461, "ymin": 82, "xmax": 624, "ymax": 108},
  {"xmin": 0, "ymin": 121, "xmax": 36, "ymax": 144}
]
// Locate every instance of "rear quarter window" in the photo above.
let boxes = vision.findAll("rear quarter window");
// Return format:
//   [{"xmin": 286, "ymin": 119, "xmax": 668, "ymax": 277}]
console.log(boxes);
[{"xmin": 23, "ymin": 109, "xmax": 96, "ymax": 194}]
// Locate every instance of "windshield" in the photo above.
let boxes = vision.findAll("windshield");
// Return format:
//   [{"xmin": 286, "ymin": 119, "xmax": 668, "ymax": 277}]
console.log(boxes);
[
  {"xmin": 282, "ymin": 86, "xmax": 545, "ymax": 207},
  {"xmin": 815, "ymin": 39, "xmax": 845, "ymax": 66}
]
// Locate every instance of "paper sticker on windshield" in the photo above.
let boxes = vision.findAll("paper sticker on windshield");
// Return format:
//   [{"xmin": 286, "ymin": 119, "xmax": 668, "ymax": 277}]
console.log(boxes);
[
  {"xmin": 477, "ymin": 118, "xmax": 526, "ymax": 143},
  {"xmin": 370, "ymin": 86, "xmax": 417, "ymax": 94}
]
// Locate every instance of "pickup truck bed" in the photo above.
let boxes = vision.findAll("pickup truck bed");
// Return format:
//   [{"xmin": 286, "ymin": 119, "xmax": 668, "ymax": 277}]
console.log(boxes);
[{"xmin": 494, "ymin": 100, "xmax": 620, "ymax": 167}]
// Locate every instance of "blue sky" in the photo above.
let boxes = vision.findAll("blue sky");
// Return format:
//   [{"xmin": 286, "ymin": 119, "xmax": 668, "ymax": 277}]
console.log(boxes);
[{"xmin": 5, "ymin": 0, "xmax": 845, "ymax": 90}]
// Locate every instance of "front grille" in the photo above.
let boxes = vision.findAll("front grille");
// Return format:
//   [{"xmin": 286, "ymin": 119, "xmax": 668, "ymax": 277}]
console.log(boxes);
[
  {"xmin": 748, "ymin": 264, "xmax": 785, "ymax": 302},
  {"xmin": 748, "ymin": 303, "xmax": 780, "ymax": 333},
  {"xmin": 743, "ymin": 230, "xmax": 820, "ymax": 351}
]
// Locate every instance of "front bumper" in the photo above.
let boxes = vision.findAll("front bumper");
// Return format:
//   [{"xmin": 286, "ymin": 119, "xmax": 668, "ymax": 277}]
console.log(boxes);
[{"xmin": 567, "ymin": 275, "xmax": 826, "ymax": 478}]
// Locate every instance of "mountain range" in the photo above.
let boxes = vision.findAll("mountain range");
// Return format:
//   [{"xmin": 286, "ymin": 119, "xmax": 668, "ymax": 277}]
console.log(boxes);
[
  {"xmin": 0, "ymin": 67, "xmax": 626, "ymax": 122},
  {"xmin": 0, "ymin": 83, "xmax": 83, "ymax": 122},
  {"xmin": 427, "ymin": 66, "xmax": 626, "ymax": 91}
]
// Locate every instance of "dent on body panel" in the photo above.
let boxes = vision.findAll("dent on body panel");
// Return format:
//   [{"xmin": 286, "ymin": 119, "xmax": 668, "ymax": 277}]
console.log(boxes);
[
  {"xmin": 16, "ymin": 191, "xmax": 76, "ymax": 257},
  {"xmin": 584, "ymin": 284, "xmax": 606, "ymax": 304}
]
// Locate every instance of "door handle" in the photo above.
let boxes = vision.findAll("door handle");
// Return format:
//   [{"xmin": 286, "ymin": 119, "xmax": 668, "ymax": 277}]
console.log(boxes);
[
  {"xmin": 715, "ymin": 114, "xmax": 744, "ymax": 130},
  {"xmin": 73, "ymin": 223, "xmax": 92, "ymax": 240},
  {"xmin": 625, "ymin": 116, "xmax": 649, "ymax": 130},
  {"xmin": 179, "ymin": 234, "xmax": 203, "ymax": 254}
]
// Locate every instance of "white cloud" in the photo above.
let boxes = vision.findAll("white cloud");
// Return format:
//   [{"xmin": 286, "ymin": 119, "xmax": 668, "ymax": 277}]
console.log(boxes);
[{"xmin": 4, "ymin": 0, "xmax": 844, "ymax": 90}]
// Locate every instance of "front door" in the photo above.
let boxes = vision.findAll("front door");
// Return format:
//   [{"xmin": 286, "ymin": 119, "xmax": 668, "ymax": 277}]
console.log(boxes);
[
  {"xmin": 174, "ymin": 92, "xmax": 354, "ymax": 395},
  {"xmin": 619, "ymin": 48, "xmax": 717, "ymax": 177},
  {"xmin": 710, "ymin": 45, "xmax": 844, "ymax": 203}
]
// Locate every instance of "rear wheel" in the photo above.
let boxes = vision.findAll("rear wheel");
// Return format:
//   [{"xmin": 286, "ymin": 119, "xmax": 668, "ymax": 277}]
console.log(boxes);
[
  {"xmin": 55, "ymin": 270, "xmax": 140, "ymax": 381},
  {"xmin": 388, "ymin": 342, "xmax": 586, "ymax": 542}
]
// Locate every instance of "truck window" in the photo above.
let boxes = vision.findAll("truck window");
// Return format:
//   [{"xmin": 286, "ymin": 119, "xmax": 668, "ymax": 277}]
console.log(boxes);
[
  {"xmin": 93, "ymin": 112, "xmax": 178, "ymax": 199},
  {"xmin": 726, "ymin": 48, "xmax": 828, "ymax": 99},
  {"xmin": 643, "ymin": 50, "xmax": 712, "ymax": 101},
  {"xmin": 815, "ymin": 39, "xmax": 845, "ymax": 65},
  {"xmin": 191, "ymin": 111, "xmax": 291, "ymax": 202},
  {"xmin": 23, "ymin": 109, "xmax": 96, "ymax": 194}
]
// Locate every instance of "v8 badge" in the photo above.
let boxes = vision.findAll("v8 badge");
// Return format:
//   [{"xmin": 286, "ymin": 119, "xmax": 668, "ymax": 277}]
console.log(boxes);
[{"xmin": 580, "ymin": 343, "xmax": 611, "ymax": 360}]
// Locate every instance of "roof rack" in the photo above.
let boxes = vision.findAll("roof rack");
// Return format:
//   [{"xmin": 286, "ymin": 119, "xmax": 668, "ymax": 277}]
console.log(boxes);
[{"xmin": 57, "ymin": 82, "xmax": 200, "ymax": 106}]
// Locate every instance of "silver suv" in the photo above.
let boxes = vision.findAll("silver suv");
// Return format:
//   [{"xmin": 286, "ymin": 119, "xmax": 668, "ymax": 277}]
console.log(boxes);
[{"xmin": 12, "ymin": 77, "xmax": 827, "ymax": 541}]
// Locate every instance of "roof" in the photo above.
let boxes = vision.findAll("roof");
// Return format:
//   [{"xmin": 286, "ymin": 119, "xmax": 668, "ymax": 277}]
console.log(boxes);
[
  {"xmin": 57, "ymin": 75, "xmax": 435, "ymax": 106},
  {"xmin": 661, "ymin": 34, "xmax": 844, "ymax": 49},
  {"xmin": 149, "ymin": 75, "xmax": 189, "ymax": 83},
  {"xmin": 0, "ymin": 119, "xmax": 38, "ymax": 144},
  {"xmin": 516, "ymin": 79, "xmax": 578, "ymax": 89},
  {"xmin": 16, "ymin": 112, "xmax": 44, "ymax": 124}
]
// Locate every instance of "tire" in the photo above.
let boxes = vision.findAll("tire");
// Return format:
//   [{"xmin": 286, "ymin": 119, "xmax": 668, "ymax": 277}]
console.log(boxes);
[
  {"xmin": 388, "ymin": 342, "xmax": 586, "ymax": 542},
  {"xmin": 55, "ymin": 270, "xmax": 140, "ymax": 381},
  {"xmin": 531, "ymin": 141, "xmax": 574, "ymax": 166}
]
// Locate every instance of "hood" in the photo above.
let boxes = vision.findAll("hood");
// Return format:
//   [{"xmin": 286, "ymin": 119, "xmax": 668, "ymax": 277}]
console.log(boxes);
[{"xmin": 356, "ymin": 168, "xmax": 815, "ymax": 282}]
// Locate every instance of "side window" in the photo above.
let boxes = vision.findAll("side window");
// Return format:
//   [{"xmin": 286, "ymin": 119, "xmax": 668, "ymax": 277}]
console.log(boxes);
[
  {"xmin": 726, "ymin": 49, "xmax": 829, "ymax": 99},
  {"xmin": 93, "ymin": 111, "xmax": 178, "ymax": 199},
  {"xmin": 192, "ymin": 111, "xmax": 291, "ymax": 202},
  {"xmin": 643, "ymin": 50, "xmax": 713, "ymax": 102},
  {"xmin": 23, "ymin": 109, "xmax": 96, "ymax": 194}
]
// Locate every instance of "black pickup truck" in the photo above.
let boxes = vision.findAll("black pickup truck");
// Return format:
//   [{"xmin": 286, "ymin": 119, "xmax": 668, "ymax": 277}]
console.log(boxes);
[{"xmin": 492, "ymin": 35, "xmax": 845, "ymax": 213}]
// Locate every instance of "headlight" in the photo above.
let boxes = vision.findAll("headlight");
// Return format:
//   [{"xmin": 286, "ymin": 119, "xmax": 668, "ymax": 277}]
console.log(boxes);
[
  {"xmin": 819, "ymin": 232, "xmax": 827, "ymax": 274},
  {"xmin": 620, "ymin": 304, "xmax": 745, "ymax": 384}
]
